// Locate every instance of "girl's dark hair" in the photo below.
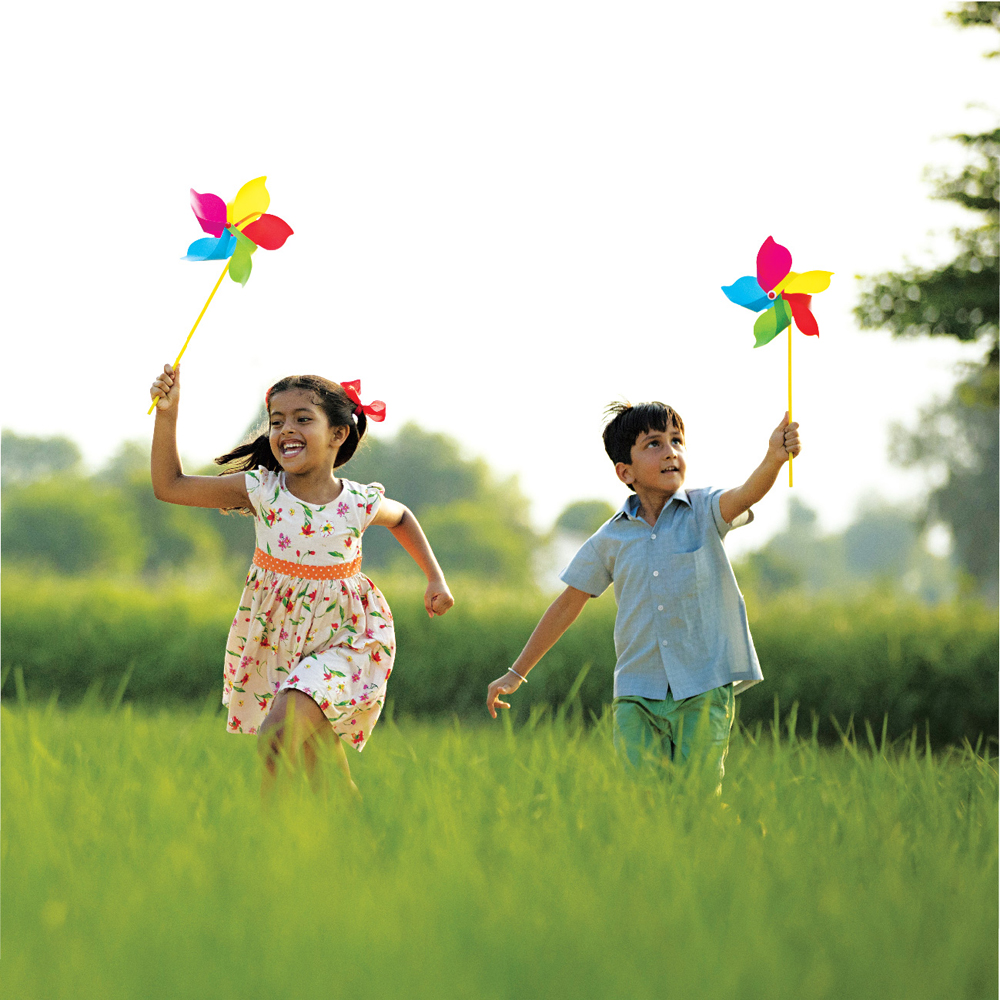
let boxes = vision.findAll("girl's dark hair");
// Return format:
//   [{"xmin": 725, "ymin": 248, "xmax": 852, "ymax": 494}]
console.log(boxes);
[
  {"xmin": 215, "ymin": 375, "xmax": 368, "ymax": 475},
  {"xmin": 602, "ymin": 400, "xmax": 685, "ymax": 474}
]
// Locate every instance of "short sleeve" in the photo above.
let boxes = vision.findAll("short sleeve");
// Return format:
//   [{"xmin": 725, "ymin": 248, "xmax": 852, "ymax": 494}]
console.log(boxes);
[
  {"xmin": 244, "ymin": 467, "xmax": 279, "ymax": 517},
  {"xmin": 361, "ymin": 482, "xmax": 385, "ymax": 530},
  {"xmin": 559, "ymin": 538, "xmax": 613, "ymax": 598},
  {"xmin": 710, "ymin": 488, "xmax": 753, "ymax": 538}
]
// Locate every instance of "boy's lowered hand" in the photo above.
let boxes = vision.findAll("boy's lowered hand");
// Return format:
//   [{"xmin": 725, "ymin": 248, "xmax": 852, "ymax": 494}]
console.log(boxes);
[
  {"xmin": 484, "ymin": 586, "xmax": 592, "ymax": 718},
  {"xmin": 486, "ymin": 671, "xmax": 524, "ymax": 718},
  {"xmin": 768, "ymin": 411, "xmax": 801, "ymax": 465}
]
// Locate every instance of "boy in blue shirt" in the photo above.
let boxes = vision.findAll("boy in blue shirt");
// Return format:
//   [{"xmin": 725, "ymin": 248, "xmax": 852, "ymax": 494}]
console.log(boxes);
[{"xmin": 486, "ymin": 401, "xmax": 801, "ymax": 786}]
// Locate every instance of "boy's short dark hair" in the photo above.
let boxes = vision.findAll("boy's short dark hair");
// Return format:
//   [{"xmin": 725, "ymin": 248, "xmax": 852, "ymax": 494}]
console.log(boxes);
[{"xmin": 602, "ymin": 401, "xmax": 685, "ymax": 468}]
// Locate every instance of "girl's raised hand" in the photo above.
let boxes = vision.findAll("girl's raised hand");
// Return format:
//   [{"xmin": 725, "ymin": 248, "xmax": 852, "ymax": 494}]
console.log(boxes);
[
  {"xmin": 150, "ymin": 364, "xmax": 180, "ymax": 412},
  {"xmin": 425, "ymin": 578, "xmax": 454, "ymax": 618}
]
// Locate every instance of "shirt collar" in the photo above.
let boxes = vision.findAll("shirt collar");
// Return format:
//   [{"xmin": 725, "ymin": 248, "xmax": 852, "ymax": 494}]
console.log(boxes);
[{"xmin": 613, "ymin": 488, "xmax": 690, "ymax": 521}]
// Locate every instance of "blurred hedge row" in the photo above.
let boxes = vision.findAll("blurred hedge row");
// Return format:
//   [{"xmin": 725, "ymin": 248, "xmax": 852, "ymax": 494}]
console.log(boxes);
[{"xmin": 2, "ymin": 570, "xmax": 996, "ymax": 746}]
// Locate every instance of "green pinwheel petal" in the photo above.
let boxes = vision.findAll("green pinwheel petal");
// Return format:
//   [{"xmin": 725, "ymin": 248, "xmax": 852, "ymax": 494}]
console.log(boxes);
[
  {"xmin": 228, "ymin": 229, "xmax": 258, "ymax": 286},
  {"xmin": 753, "ymin": 297, "xmax": 792, "ymax": 348}
]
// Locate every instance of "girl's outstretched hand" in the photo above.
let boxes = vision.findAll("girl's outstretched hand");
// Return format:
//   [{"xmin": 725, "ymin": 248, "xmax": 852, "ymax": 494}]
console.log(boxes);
[
  {"xmin": 150, "ymin": 363, "xmax": 179, "ymax": 412},
  {"xmin": 486, "ymin": 671, "xmax": 523, "ymax": 718},
  {"xmin": 425, "ymin": 578, "xmax": 454, "ymax": 618}
]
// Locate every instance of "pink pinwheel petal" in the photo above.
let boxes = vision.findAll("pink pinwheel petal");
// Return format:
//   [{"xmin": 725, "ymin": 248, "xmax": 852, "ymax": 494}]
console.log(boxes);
[
  {"xmin": 756, "ymin": 236, "xmax": 792, "ymax": 293},
  {"xmin": 190, "ymin": 189, "xmax": 228, "ymax": 237},
  {"xmin": 241, "ymin": 214, "xmax": 294, "ymax": 250},
  {"xmin": 783, "ymin": 293, "xmax": 820, "ymax": 337}
]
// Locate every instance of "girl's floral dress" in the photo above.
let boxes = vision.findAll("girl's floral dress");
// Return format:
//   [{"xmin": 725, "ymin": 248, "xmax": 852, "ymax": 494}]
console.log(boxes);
[{"xmin": 222, "ymin": 468, "xmax": 395, "ymax": 750}]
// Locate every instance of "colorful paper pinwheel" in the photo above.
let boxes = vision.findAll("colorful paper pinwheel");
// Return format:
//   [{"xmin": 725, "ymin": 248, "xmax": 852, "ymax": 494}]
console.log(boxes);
[
  {"xmin": 148, "ymin": 177, "xmax": 293, "ymax": 413},
  {"xmin": 722, "ymin": 236, "xmax": 832, "ymax": 347},
  {"xmin": 721, "ymin": 237, "xmax": 833, "ymax": 486},
  {"xmin": 184, "ymin": 176, "xmax": 293, "ymax": 286}
]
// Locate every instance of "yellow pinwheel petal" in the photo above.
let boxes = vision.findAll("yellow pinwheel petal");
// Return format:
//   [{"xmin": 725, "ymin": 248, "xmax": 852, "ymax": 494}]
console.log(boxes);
[
  {"xmin": 783, "ymin": 270, "xmax": 833, "ymax": 295},
  {"xmin": 228, "ymin": 177, "xmax": 270, "ymax": 231},
  {"xmin": 772, "ymin": 271, "xmax": 799, "ymax": 295}
]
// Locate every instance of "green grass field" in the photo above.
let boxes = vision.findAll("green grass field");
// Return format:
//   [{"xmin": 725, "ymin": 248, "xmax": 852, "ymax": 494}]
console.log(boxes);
[{"xmin": 4, "ymin": 700, "xmax": 997, "ymax": 1000}]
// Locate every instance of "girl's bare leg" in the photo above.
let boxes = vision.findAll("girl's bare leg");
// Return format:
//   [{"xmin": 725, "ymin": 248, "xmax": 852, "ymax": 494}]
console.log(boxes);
[
  {"xmin": 257, "ymin": 690, "xmax": 357, "ymax": 799},
  {"xmin": 304, "ymin": 726, "xmax": 360, "ymax": 800}
]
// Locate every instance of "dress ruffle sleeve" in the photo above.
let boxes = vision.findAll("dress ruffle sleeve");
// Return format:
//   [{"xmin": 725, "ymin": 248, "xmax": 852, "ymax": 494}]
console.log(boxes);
[
  {"xmin": 244, "ymin": 467, "xmax": 280, "ymax": 517},
  {"xmin": 361, "ymin": 483, "xmax": 385, "ymax": 530}
]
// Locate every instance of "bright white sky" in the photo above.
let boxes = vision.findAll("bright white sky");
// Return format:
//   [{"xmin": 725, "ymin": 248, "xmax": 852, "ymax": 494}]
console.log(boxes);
[{"xmin": 2, "ymin": 1, "xmax": 994, "ymax": 556}]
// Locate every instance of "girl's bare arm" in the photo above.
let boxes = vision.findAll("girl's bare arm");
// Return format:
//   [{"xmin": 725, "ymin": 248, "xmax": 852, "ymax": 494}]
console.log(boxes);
[
  {"xmin": 150, "ymin": 364, "xmax": 251, "ymax": 510},
  {"xmin": 369, "ymin": 497, "xmax": 454, "ymax": 617}
]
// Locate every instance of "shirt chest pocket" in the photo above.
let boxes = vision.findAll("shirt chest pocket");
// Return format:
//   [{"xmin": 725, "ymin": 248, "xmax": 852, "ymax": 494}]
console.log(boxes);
[{"xmin": 658, "ymin": 547, "xmax": 720, "ymax": 658}]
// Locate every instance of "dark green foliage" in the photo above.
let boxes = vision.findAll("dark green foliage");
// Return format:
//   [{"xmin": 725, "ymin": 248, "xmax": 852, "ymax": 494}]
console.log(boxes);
[
  {"xmin": 4, "ymin": 572, "xmax": 996, "ymax": 746},
  {"xmin": 417, "ymin": 502, "xmax": 535, "ymax": 582},
  {"xmin": 0, "ymin": 423, "xmax": 537, "ymax": 585},
  {"xmin": 946, "ymin": 2, "xmax": 1000, "ymax": 50},
  {"xmin": 2, "ymin": 439, "xmax": 235, "ymax": 578},
  {"xmin": 329, "ymin": 421, "xmax": 538, "ymax": 582},
  {"xmin": 339, "ymin": 422, "xmax": 490, "ymax": 512},
  {"xmin": 1, "ymin": 479, "xmax": 143, "ymax": 575},
  {"xmin": 854, "ymin": 39, "xmax": 998, "ymax": 596}
]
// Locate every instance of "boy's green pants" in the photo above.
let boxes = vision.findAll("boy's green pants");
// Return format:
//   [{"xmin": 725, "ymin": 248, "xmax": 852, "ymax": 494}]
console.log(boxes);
[{"xmin": 613, "ymin": 684, "xmax": 735, "ymax": 789}]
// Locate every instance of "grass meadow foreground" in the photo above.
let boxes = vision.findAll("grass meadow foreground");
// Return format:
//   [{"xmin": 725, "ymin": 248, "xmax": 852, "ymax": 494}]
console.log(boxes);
[{"xmin": 3, "ymin": 699, "xmax": 997, "ymax": 1000}]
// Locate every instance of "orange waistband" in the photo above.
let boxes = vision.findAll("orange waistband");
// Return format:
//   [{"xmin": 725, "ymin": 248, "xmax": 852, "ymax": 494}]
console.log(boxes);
[{"xmin": 253, "ymin": 548, "xmax": 363, "ymax": 581}]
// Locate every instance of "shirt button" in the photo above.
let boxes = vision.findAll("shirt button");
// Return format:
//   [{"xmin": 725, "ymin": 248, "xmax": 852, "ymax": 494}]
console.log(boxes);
[
  {"xmin": 652, "ymin": 571, "xmax": 659, "ymax": 577},
  {"xmin": 657, "ymin": 605, "xmax": 664, "ymax": 611},
  {"xmin": 661, "ymin": 640, "xmax": 668, "ymax": 646},
  {"xmin": 651, "ymin": 534, "xmax": 657, "ymax": 539}
]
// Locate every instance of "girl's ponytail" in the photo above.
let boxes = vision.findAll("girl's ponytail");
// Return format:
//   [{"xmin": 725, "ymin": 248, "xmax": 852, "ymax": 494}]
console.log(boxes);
[
  {"xmin": 335, "ymin": 408, "xmax": 366, "ymax": 467},
  {"xmin": 215, "ymin": 431, "xmax": 279, "ymax": 475}
]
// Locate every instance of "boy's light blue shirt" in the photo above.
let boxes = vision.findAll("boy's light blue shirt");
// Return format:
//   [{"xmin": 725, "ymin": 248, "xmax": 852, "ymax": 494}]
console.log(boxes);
[{"xmin": 559, "ymin": 487, "xmax": 763, "ymax": 701}]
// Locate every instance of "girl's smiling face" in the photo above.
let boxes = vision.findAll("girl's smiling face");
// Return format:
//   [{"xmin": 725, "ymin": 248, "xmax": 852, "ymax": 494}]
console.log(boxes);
[{"xmin": 267, "ymin": 388, "xmax": 349, "ymax": 474}]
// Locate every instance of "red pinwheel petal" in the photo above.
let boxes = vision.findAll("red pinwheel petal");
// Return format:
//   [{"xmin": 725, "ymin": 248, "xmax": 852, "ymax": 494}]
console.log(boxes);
[
  {"xmin": 190, "ymin": 189, "xmax": 228, "ymax": 237},
  {"xmin": 756, "ymin": 236, "xmax": 792, "ymax": 293},
  {"xmin": 241, "ymin": 214, "xmax": 294, "ymax": 250},
  {"xmin": 783, "ymin": 293, "xmax": 819, "ymax": 337}
]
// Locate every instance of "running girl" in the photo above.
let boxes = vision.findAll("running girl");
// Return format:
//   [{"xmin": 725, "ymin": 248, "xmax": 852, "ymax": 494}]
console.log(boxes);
[{"xmin": 149, "ymin": 363, "xmax": 454, "ymax": 795}]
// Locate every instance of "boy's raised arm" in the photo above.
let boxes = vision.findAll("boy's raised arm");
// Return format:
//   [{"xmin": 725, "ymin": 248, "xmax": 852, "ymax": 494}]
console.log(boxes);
[
  {"xmin": 718, "ymin": 412, "xmax": 801, "ymax": 525},
  {"xmin": 486, "ymin": 585, "xmax": 592, "ymax": 718}
]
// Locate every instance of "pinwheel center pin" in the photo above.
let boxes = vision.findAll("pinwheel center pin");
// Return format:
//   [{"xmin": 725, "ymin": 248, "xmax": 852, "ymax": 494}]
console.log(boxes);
[
  {"xmin": 721, "ymin": 235, "xmax": 833, "ymax": 487},
  {"xmin": 148, "ymin": 177, "xmax": 293, "ymax": 414}
]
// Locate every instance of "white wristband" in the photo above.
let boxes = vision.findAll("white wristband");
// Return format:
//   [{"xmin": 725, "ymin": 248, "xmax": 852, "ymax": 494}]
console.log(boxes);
[{"xmin": 507, "ymin": 667, "xmax": 528, "ymax": 684}]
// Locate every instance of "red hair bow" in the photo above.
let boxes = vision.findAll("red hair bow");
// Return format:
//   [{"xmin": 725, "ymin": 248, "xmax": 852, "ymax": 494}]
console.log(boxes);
[{"xmin": 340, "ymin": 380, "xmax": 386, "ymax": 422}]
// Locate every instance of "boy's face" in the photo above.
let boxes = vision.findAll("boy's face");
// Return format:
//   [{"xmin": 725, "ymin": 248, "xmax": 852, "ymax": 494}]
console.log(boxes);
[{"xmin": 615, "ymin": 420, "xmax": 686, "ymax": 495}]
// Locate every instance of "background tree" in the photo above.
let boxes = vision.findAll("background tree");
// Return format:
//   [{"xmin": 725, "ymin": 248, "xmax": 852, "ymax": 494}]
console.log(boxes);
[
  {"xmin": 553, "ymin": 500, "xmax": 617, "ymax": 536},
  {"xmin": 338, "ymin": 422, "xmax": 538, "ymax": 582},
  {"xmin": 1, "ymin": 430, "xmax": 81, "ymax": 486},
  {"xmin": 733, "ymin": 496, "xmax": 956, "ymax": 603},
  {"xmin": 854, "ymin": 3, "xmax": 998, "ymax": 598},
  {"xmin": 2, "ymin": 421, "xmax": 540, "ymax": 585}
]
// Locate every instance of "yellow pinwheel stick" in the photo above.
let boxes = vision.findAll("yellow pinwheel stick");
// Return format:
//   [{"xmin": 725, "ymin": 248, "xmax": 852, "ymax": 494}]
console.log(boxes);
[{"xmin": 148, "ymin": 261, "xmax": 230, "ymax": 414}]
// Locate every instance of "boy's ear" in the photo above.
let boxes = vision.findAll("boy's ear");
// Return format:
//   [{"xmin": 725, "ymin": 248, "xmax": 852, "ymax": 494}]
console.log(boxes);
[{"xmin": 614, "ymin": 461, "xmax": 634, "ymax": 486}]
